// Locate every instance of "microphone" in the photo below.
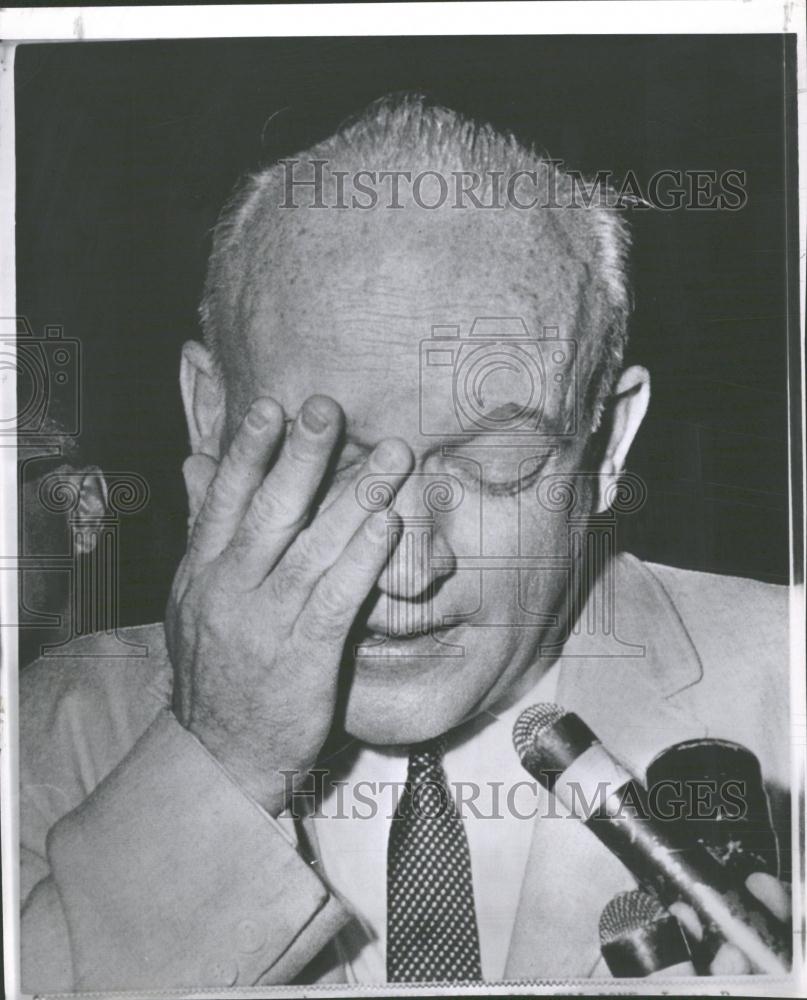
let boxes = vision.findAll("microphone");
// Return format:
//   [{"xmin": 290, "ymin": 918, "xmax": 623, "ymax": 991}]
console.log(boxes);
[
  {"xmin": 599, "ymin": 890, "xmax": 694, "ymax": 977},
  {"xmin": 646, "ymin": 738, "xmax": 780, "ymax": 880},
  {"xmin": 513, "ymin": 703, "xmax": 791, "ymax": 974},
  {"xmin": 645, "ymin": 738, "xmax": 783, "ymax": 972}
]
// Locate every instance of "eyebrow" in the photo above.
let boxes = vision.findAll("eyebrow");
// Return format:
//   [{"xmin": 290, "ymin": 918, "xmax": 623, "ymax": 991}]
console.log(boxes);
[{"xmin": 285, "ymin": 402, "xmax": 570, "ymax": 454}]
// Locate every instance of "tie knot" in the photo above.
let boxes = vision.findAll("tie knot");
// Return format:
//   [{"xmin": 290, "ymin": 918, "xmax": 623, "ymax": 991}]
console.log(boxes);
[{"xmin": 406, "ymin": 736, "xmax": 447, "ymax": 784}]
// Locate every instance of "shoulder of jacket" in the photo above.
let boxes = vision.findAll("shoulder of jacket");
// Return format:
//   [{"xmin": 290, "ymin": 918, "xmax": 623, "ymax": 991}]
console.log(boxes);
[
  {"xmin": 638, "ymin": 560, "xmax": 790, "ymax": 760},
  {"xmin": 641, "ymin": 559, "xmax": 788, "ymax": 658},
  {"xmin": 642, "ymin": 559, "xmax": 787, "ymax": 603},
  {"xmin": 20, "ymin": 622, "xmax": 171, "ymax": 752},
  {"xmin": 22, "ymin": 620, "xmax": 169, "ymax": 689}
]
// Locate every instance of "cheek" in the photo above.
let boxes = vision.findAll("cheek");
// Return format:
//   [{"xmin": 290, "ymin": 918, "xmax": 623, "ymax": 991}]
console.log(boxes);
[
  {"xmin": 521, "ymin": 499, "xmax": 572, "ymax": 551},
  {"xmin": 436, "ymin": 492, "xmax": 572, "ymax": 615},
  {"xmin": 437, "ymin": 488, "xmax": 574, "ymax": 555}
]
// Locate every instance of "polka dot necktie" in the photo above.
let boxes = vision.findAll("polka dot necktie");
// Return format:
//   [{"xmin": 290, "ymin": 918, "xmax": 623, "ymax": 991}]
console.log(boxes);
[{"xmin": 386, "ymin": 737, "xmax": 483, "ymax": 983}]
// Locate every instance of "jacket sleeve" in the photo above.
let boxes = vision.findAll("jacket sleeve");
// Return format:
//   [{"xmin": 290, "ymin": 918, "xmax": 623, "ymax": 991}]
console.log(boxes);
[{"xmin": 21, "ymin": 709, "xmax": 349, "ymax": 992}]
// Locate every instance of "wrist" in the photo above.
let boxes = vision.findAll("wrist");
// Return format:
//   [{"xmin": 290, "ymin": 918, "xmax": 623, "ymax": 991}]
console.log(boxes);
[{"xmin": 176, "ymin": 711, "xmax": 290, "ymax": 817}]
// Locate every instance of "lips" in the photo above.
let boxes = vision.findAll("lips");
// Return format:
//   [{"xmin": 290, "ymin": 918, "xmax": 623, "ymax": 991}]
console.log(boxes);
[
  {"xmin": 352, "ymin": 619, "xmax": 456, "ymax": 645},
  {"xmin": 348, "ymin": 587, "xmax": 457, "ymax": 648}
]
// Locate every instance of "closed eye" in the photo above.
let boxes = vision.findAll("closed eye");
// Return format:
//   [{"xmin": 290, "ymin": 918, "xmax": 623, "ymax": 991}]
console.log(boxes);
[
  {"xmin": 483, "ymin": 459, "xmax": 549, "ymax": 497},
  {"xmin": 435, "ymin": 450, "xmax": 554, "ymax": 498}
]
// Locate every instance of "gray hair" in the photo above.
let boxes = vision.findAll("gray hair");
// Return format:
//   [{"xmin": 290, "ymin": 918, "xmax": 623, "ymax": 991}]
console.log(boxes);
[{"xmin": 200, "ymin": 92, "xmax": 632, "ymax": 428}]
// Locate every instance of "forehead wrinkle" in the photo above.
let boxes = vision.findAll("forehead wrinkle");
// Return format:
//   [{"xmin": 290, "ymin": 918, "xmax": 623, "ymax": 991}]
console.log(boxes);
[{"xmin": 234, "ymin": 204, "xmax": 605, "ymax": 419}]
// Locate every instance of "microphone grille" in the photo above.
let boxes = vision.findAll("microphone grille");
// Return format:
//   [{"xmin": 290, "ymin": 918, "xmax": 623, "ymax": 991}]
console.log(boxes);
[
  {"xmin": 512, "ymin": 703, "xmax": 565, "ymax": 760},
  {"xmin": 598, "ymin": 890, "xmax": 666, "ymax": 945}
]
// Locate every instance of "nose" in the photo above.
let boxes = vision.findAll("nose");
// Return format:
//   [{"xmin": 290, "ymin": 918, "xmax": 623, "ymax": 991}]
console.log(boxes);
[
  {"xmin": 375, "ymin": 517, "xmax": 455, "ymax": 599},
  {"xmin": 375, "ymin": 475, "xmax": 456, "ymax": 600}
]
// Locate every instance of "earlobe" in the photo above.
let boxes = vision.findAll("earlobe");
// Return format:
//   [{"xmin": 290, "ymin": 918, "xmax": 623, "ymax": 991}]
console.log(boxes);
[
  {"xmin": 595, "ymin": 365, "xmax": 650, "ymax": 512},
  {"xmin": 179, "ymin": 340, "xmax": 226, "ymax": 457}
]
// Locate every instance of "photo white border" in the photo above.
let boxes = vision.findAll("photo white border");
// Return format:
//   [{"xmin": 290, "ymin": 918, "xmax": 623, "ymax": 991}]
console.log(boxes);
[{"xmin": 1, "ymin": 3, "xmax": 804, "ymax": 998}]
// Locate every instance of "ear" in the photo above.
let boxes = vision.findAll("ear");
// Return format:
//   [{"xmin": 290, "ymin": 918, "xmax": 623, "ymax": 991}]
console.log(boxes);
[
  {"xmin": 594, "ymin": 365, "xmax": 650, "ymax": 512},
  {"xmin": 72, "ymin": 467, "xmax": 108, "ymax": 555},
  {"xmin": 179, "ymin": 340, "xmax": 226, "ymax": 458}
]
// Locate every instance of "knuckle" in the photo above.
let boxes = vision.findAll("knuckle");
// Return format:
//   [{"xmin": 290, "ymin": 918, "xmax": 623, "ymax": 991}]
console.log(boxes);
[
  {"xmin": 310, "ymin": 582, "xmax": 347, "ymax": 630},
  {"xmin": 249, "ymin": 486, "xmax": 301, "ymax": 530},
  {"xmin": 205, "ymin": 471, "xmax": 241, "ymax": 512},
  {"xmin": 274, "ymin": 555, "xmax": 311, "ymax": 595},
  {"xmin": 285, "ymin": 433, "xmax": 329, "ymax": 469},
  {"xmin": 288, "ymin": 525, "xmax": 320, "ymax": 564},
  {"xmin": 224, "ymin": 445, "xmax": 260, "ymax": 481},
  {"xmin": 230, "ymin": 423, "xmax": 264, "ymax": 459}
]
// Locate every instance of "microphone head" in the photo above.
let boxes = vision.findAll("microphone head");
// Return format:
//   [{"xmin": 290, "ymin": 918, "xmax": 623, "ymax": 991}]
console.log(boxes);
[
  {"xmin": 512, "ymin": 703, "xmax": 565, "ymax": 761},
  {"xmin": 598, "ymin": 890, "xmax": 666, "ymax": 945},
  {"xmin": 599, "ymin": 890, "xmax": 692, "ymax": 977}
]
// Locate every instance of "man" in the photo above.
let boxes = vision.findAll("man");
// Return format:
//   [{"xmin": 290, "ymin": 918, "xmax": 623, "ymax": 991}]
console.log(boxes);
[
  {"xmin": 20, "ymin": 94, "xmax": 791, "ymax": 991},
  {"xmin": 16, "ymin": 419, "xmax": 108, "ymax": 667}
]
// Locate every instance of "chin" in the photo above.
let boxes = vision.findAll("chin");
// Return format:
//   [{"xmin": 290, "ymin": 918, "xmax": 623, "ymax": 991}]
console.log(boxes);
[
  {"xmin": 340, "ymin": 625, "xmax": 527, "ymax": 745},
  {"xmin": 340, "ymin": 630, "xmax": 469, "ymax": 743},
  {"xmin": 344, "ymin": 691, "xmax": 468, "ymax": 745}
]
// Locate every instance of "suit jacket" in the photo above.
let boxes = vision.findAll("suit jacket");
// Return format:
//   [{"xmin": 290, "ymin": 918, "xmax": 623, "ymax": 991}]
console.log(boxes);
[{"xmin": 19, "ymin": 553, "xmax": 791, "ymax": 992}]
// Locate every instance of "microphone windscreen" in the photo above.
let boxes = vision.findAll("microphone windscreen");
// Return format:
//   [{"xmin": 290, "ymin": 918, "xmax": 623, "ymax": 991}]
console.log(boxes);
[
  {"xmin": 599, "ymin": 889, "xmax": 692, "ymax": 977},
  {"xmin": 512, "ymin": 703, "xmax": 564, "ymax": 761},
  {"xmin": 513, "ymin": 703, "xmax": 603, "ymax": 790},
  {"xmin": 599, "ymin": 889, "xmax": 666, "ymax": 944}
]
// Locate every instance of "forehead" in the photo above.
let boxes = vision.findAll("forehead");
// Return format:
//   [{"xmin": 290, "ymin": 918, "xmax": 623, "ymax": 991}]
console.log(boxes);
[{"xmin": 234, "ymin": 204, "xmax": 591, "ymax": 445}]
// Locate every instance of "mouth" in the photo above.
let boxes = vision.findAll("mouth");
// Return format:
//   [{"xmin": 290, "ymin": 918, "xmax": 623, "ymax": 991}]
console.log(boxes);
[
  {"xmin": 353, "ymin": 621, "xmax": 454, "ymax": 643},
  {"xmin": 346, "ymin": 587, "xmax": 461, "ymax": 658},
  {"xmin": 348, "ymin": 618, "xmax": 459, "ymax": 653}
]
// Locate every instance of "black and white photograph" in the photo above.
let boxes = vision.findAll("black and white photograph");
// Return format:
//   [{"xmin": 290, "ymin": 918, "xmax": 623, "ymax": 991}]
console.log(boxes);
[{"xmin": 1, "ymin": 3, "xmax": 805, "ymax": 997}]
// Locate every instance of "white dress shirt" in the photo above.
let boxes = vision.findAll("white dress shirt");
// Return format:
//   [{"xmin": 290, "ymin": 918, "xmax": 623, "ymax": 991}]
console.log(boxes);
[{"xmin": 311, "ymin": 664, "xmax": 559, "ymax": 983}]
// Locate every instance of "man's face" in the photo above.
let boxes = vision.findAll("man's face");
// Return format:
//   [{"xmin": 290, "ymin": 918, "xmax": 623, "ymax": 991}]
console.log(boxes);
[
  {"xmin": 229, "ymin": 202, "xmax": 600, "ymax": 744},
  {"xmin": 17, "ymin": 447, "xmax": 107, "ymax": 666}
]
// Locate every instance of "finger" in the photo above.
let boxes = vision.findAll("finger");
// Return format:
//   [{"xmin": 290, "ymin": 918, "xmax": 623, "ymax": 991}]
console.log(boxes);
[
  {"xmin": 668, "ymin": 901, "xmax": 703, "ymax": 943},
  {"xmin": 189, "ymin": 397, "xmax": 285, "ymax": 564},
  {"xmin": 182, "ymin": 453, "xmax": 218, "ymax": 536},
  {"xmin": 223, "ymin": 395, "xmax": 344, "ymax": 581},
  {"xmin": 709, "ymin": 942, "xmax": 752, "ymax": 975},
  {"xmin": 181, "ymin": 402, "xmax": 225, "ymax": 533},
  {"xmin": 294, "ymin": 509, "xmax": 402, "ymax": 644},
  {"xmin": 272, "ymin": 437, "xmax": 413, "ymax": 596},
  {"xmin": 746, "ymin": 872, "xmax": 791, "ymax": 922}
]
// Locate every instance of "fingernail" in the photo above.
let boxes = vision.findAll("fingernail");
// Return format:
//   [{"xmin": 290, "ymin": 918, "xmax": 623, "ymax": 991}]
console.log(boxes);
[{"xmin": 302, "ymin": 401, "xmax": 330, "ymax": 434}]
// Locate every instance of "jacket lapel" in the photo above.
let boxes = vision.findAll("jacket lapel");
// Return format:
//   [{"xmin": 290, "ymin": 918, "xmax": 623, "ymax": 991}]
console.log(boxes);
[{"xmin": 504, "ymin": 553, "xmax": 708, "ymax": 980}]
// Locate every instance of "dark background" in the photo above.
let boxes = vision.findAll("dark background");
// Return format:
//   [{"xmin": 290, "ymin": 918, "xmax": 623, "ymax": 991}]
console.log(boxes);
[{"xmin": 15, "ymin": 35, "xmax": 795, "ymax": 629}]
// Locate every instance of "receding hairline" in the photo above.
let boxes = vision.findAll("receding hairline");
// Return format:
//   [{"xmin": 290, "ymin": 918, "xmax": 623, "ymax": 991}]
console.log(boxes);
[{"xmin": 200, "ymin": 92, "xmax": 633, "ymax": 427}]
